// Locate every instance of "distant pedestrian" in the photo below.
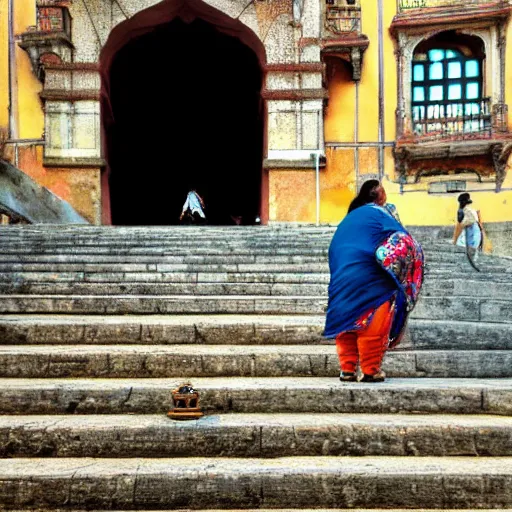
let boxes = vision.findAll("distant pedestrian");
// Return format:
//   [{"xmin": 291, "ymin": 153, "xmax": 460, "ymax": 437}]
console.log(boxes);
[
  {"xmin": 324, "ymin": 180, "xmax": 424, "ymax": 383},
  {"xmin": 180, "ymin": 189, "xmax": 206, "ymax": 224},
  {"xmin": 452, "ymin": 193, "xmax": 484, "ymax": 270}
]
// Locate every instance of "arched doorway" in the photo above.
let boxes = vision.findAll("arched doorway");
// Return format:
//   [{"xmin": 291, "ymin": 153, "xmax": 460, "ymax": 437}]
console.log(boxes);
[{"xmin": 99, "ymin": 0, "xmax": 266, "ymax": 225}]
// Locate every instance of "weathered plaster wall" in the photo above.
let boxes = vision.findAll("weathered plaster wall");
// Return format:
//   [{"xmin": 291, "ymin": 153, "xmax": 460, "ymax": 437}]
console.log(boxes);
[
  {"xmin": 13, "ymin": 145, "xmax": 100, "ymax": 224},
  {"xmin": 14, "ymin": 1, "xmax": 43, "ymax": 139},
  {"xmin": 0, "ymin": 0, "xmax": 8, "ymax": 128}
]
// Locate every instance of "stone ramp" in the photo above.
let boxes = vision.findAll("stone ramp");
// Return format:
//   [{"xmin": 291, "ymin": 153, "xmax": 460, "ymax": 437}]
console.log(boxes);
[
  {"xmin": 1, "ymin": 225, "xmax": 512, "ymax": 510},
  {"xmin": 0, "ymin": 161, "xmax": 88, "ymax": 225},
  {"xmin": 2, "ymin": 457, "xmax": 512, "ymax": 509}
]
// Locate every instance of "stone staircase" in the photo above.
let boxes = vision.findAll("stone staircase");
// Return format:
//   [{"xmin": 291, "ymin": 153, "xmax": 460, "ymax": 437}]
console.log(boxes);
[{"xmin": 1, "ymin": 225, "xmax": 512, "ymax": 510}]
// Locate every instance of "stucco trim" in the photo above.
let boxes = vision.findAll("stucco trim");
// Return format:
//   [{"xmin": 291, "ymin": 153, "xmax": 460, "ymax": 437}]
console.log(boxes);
[
  {"xmin": 262, "ymin": 88, "xmax": 328, "ymax": 100},
  {"xmin": 40, "ymin": 89, "xmax": 100, "ymax": 101},
  {"xmin": 43, "ymin": 157, "xmax": 105, "ymax": 168}
]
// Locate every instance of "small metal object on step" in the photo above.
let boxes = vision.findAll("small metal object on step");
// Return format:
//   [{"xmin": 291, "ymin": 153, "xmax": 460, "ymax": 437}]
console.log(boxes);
[{"xmin": 168, "ymin": 384, "xmax": 204, "ymax": 420}]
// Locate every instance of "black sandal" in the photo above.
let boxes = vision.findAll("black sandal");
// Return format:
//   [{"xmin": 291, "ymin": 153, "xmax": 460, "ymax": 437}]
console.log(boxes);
[
  {"xmin": 358, "ymin": 371, "xmax": 386, "ymax": 383},
  {"xmin": 339, "ymin": 371, "xmax": 357, "ymax": 382}
]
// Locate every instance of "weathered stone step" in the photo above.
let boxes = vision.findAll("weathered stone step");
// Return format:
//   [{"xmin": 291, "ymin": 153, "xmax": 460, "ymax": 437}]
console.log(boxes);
[
  {"xmin": 2, "ymin": 279, "xmax": 512, "ymax": 299},
  {"xmin": 2, "ymin": 315, "xmax": 512, "ymax": 350},
  {"xmin": 2, "ymin": 413, "xmax": 512, "ymax": 458},
  {"xmin": 0, "ymin": 294, "xmax": 327, "ymax": 315},
  {"xmin": 1, "ymin": 270, "xmax": 510, "ymax": 285},
  {"xmin": 0, "ymin": 247, "xmax": 501, "ymax": 266},
  {"xmin": 2, "ymin": 509, "xmax": 509, "ymax": 512},
  {"xmin": 0, "ymin": 294, "xmax": 509, "ymax": 321},
  {"xmin": 0, "ymin": 315, "xmax": 325, "ymax": 345},
  {"xmin": 0, "ymin": 377, "xmax": 509, "ymax": 415},
  {"xmin": 0, "ymin": 281, "xmax": 329, "ymax": 296},
  {"xmin": 0, "ymin": 270, "xmax": 332, "ymax": 284},
  {"xmin": 0, "ymin": 346, "xmax": 510, "ymax": 379},
  {"xmin": 0, "ymin": 261, "xmax": 331, "ymax": 273},
  {"xmin": 1, "ymin": 457, "xmax": 512, "ymax": 509},
  {"xmin": 0, "ymin": 244, "xmax": 479, "ymax": 260},
  {"xmin": 0, "ymin": 252, "xmax": 329, "ymax": 263},
  {"xmin": 408, "ymin": 319, "xmax": 512, "ymax": 350},
  {"xmin": 0, "ymin": 263, "xmax": 508, "ymax": 276}
]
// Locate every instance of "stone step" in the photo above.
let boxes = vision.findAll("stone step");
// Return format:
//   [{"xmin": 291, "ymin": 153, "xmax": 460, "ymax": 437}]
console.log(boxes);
[
  {"xmin": 0, "ymin": 264, "xmax": 508, "ymax": 277},
  {"xmin": 0, "ymin": 377, "xmax": 509, "ymax": 415},
  {"xmin": 0, "ymin": 261, "xmax": 332, "ymax": 273},
  {"xmin": 0, "ymin": 271, "xmax": 333, "ymax": 282},
  {"xmin": 0, "ymin": 315, "xmax": 326, "ymax": 345},
  {"xmin": 0, "ymin": 252, "xmax": 331, "ymax": 263},
  {"xmin": 0, "ymin": 294, "xmax": 509, "ymax": 321},
  {"xmin": 1, "ymin": 270, "xmax": 510, "ymax": 284},
  {"xmin": 0, "ymin": 243, "xmax": 473, "ymax": 256},
  {"xmin": 0, "ymin": 346, "xmax": 510, "ymax": 379},
  {"xmin": 2, "ymin": 510, "xmax": 508, "ymax": 512},
  {"xmin": 1, "ymin": 279, "xmax": 512, "ymax": 299},
  {"xmin": 408, "ymin": 319, "xmax": 512, "ymax": 350},
  {"xmin": 1, "ymin": 315, "xmax": 512, "ymax": 350},
  {"xmin": 2, "ymin": 413, "xmax": 512, "ymax": 458},
  {"xmin": 0, "ymin": 281, "xmax": 330, "ymax": 296},
  {"xmin": 0, "ymin": 253, "xmax": 506, "ymax": 272},
  {"xmin": 1, "ymin": 457, "xmax": 512, "ymax": 509},
  {"xmin": 0, "ymin": 246, "xmax": 498, "ymax": 263}
]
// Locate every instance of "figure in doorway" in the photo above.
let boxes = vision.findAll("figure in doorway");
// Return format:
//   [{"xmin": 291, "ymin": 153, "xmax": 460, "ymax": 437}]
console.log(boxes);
[{"xmin": 180, "ymin": 189, "xmax": 206, "ymax": 224}]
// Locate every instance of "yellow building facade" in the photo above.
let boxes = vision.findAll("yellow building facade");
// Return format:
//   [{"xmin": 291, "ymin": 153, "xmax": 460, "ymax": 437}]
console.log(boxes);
[{"xmin": 1, "ymin": 0, "xmax": 512, "ymax": 227}]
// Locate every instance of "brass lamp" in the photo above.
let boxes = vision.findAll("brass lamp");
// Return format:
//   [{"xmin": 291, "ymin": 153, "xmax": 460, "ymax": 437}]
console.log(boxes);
[{"xmin": 168, "ymin": 384, "xmax": 204, "ymax": 420}]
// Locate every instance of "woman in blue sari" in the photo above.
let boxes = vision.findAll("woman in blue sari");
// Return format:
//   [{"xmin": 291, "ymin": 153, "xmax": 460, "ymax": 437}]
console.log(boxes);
[{"xmin": 324, "ymin": 180, "xmax": 424, "ymax": 383}]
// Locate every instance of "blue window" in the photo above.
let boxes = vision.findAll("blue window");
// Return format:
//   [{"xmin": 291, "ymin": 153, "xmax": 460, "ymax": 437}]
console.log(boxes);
[{"xmin": 412, "ymin": 46, "xmax": 484, "ymax": 132}]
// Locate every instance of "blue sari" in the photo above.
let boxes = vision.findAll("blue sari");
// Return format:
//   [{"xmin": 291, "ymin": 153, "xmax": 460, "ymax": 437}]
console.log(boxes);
[{"xmin": 324, "ymin": 204, "xmax": 412, "ymax": 339}]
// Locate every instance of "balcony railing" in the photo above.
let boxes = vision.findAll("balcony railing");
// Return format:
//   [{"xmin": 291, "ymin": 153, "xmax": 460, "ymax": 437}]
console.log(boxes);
[
  {"xmin": 398, "ymin": 0, "xmax": 497, "ymax": 11},
  {"xmin": 411, "ymin": 97, "xmax": 492, "ymax": 141}
]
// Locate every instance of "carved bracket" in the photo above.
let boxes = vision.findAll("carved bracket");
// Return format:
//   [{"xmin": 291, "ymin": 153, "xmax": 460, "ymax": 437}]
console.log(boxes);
[
  {"xmin": 321, "ymin": 35, "xmax": 369, "ymax": 81},
  {"xmin": 492, "ymin": 102, "xmax": 509, "ymax": 133},
  {"xmin": 491, "ymin": 142, "xmax": 512, "ymax": 192}
]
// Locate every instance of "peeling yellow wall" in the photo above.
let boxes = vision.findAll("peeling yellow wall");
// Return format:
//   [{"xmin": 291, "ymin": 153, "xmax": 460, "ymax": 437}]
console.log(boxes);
[
  {"xmin": 16, "ymin": 145, "xmax": 101, "ymax": 223},
  {"xmin": 15, "ymin": 2, "xmax": 44, "ymax": 139},
  {"xmin": 0, "ymin": 0, "xmax": 9, "ymax": 129}
]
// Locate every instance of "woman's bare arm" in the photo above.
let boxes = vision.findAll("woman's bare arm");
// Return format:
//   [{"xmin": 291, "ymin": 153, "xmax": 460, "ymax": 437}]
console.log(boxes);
[{"xmin": 452, "ymin": 223, "xmax": 463, "ymax": 244}]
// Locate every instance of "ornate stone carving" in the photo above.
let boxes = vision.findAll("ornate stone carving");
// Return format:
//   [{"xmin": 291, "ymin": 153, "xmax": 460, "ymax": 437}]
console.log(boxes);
[
  {"xmin": 18, "ymin": 2, "xmax": 73, "ymax": 82},
  {"xmin": 321, "ymin": 35, "xmax": 369, "ymax": 82},
  {"xmin": 325, "ymin": 2, "xmax": 361, "ymax": 35},
  {"xmin": 491, "ymin": 142, "xmax": 512, "ymax": 192},
  {"xmin": 492, "ymin": 103, "xmax": 509, "ymax": 133},
  {"xmin": 393, "ymin": 147, "xmax": 409, "ymax": 184}
]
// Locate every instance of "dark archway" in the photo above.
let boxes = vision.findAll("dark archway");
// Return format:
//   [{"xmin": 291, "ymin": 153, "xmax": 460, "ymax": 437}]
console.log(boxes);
[{"xmin": 100, "ymin": 0, "xmax": 266, "ymax": 225}]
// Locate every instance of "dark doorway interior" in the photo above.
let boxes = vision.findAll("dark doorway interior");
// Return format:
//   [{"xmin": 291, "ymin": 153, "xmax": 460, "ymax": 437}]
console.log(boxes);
[{"xmin": 108, "ymin": 18, "xmax": 264, "ymax": 225}]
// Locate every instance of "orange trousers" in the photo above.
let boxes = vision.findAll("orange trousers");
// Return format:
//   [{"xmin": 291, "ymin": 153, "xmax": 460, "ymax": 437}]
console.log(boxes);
[{"xmin": 335, "ymin": 300, "xmax": 394, "ymax": 376}]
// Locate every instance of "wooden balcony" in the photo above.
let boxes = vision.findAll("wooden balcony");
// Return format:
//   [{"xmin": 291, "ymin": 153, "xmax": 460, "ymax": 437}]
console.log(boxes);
[{"xmin": 398, "ymin": 0, "xmax": 508, "ymax": 11}]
